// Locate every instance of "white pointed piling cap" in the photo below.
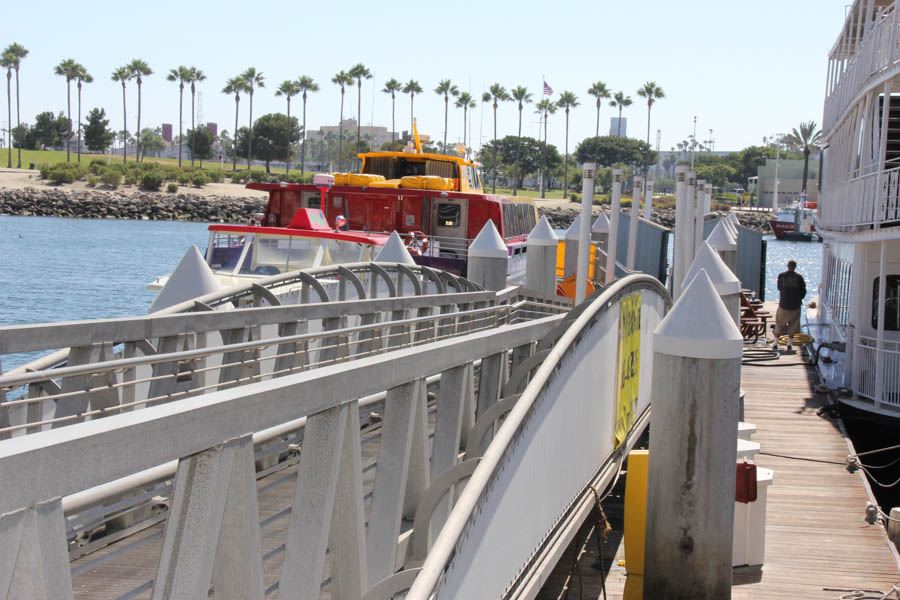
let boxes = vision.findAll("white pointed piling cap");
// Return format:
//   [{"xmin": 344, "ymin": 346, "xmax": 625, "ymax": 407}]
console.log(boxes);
[
  {"xmin": 564, "ymin": 215, "xmax": 583, "ymax": 240},
  {"xmin": 654, "ymin": 269, "xmax": 743, "ymax": 359},
  {"xmin": 375, "ymin": 231, "xmax": 416, "ymax": 264},
  {"xmin": 468, "ymin": 219, "xmax": 509, "ymax": 259},
  {"xmin": 591, "ymin": 212, "xmax": 610, "ymax": 234},
  {"xmin": 682, "ymin": 242, "xmax": 741, "ymax": 296},
  {"xmin": 707, "ymin": 219, "xmax": 737, "ymax": 251},
  {"xmin": 527, "ymin": 215, "xmax": 558, "ymax": 247},
  {"xmin": 149, "ymin": 245, "xmax": 221, "ymax": 312}
]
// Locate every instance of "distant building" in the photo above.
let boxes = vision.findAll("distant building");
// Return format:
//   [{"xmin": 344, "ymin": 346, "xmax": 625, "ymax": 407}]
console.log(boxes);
[
  {"xmin": 306, "ymin": 119, "xmax": 399, "ymax": 150},
  {"xmin": 162, "ymin": 123, "xmax": 173, "ymax": 142},
  {"xmin": 756, "ymin": 157, "xmax": 819, "ymax": 208},
  {"xmin": 206, "ymin": 122, "xmax": 218, "ymax": 137},
  {"xmin": 609, "ymin": 117, "xmax": 627, "ymax": 138}
]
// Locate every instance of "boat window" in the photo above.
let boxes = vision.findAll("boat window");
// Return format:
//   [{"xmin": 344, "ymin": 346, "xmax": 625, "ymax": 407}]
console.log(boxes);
[
  {"xmin": 425, "ymin": 160, "xmax": 458, "ymax": 180},
  {"xmin": 437, "ymin": 203, "xmax": 461, "ymax": 228},
  {"xmin": 473, "ymin": 167, "xmax": 482, "ymax": 190},
  {"xmin": 465, "ymin": 166, "xmax": 475, "ymax": 190},
  {"xmin": 872, "ymin": 275, "xmax": 900, "ymax": 331},
  {"xmin": 254, "ymin": 235, "xmax": 321, "ymax": 271},
  {"xmin": 322, "ymin": 239, "xmax": 366, "ymax": 266}
]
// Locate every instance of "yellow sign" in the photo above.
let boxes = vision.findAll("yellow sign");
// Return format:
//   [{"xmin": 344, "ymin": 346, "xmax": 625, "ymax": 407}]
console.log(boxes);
[{"xmin": 614, "ymin": 293, "xmax": 641, "ymax": 447}]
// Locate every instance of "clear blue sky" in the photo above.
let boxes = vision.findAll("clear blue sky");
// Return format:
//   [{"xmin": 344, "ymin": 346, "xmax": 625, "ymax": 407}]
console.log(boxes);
[{"xmin": 4, "ymin": 0, "xmax": 848, "ymax": 156}]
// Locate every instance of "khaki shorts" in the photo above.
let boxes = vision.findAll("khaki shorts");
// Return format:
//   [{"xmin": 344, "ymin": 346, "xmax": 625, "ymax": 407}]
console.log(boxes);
[{"xmin": 775, "ymin": 307, "xmax": 802, "ymax": 337}]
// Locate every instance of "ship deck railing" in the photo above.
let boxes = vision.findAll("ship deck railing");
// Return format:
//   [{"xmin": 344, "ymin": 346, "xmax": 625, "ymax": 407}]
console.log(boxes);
[
  {"xmin": 855, "ymin": 334, "xmax": 900, "ymax": 406},
  {"xmin": 819, "ymin": 162, "xmax": 900, "ymax": 230}
]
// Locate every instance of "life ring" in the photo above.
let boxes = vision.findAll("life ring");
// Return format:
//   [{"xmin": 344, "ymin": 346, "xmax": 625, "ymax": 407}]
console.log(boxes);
[{"xmin": 405, "ymin": 231, "xmax": 430, "ymax": 255}]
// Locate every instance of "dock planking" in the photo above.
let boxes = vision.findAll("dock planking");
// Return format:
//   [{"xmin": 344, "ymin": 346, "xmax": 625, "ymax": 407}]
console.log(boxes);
[{"xmin": 539, "ymin": 338, "xmax": 900, "ymax": 599}]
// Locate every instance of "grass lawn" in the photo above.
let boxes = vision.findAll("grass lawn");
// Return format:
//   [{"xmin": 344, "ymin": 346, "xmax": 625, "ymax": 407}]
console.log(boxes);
[
  {"xmin": 2, "ymin": 148, "xmax": 311, "ymax": 175},
  {"xmin": 488, "ymin": 186, "xmax": 569, "ymax": 200}
]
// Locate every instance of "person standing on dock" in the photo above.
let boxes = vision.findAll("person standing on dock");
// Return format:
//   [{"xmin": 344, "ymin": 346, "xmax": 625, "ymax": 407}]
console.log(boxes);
[{"xmin": 773, "ymin": 259, "xmax": 806, "ymax": 352}]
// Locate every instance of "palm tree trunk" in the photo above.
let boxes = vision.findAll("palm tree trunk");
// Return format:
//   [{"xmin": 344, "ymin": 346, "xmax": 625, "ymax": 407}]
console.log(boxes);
[
  {"xmin": 646, "ymin": 105, "xmax": 651, "ymax": 146},
  {"xmin": 514, "ymin": 106, "xmax": 522, "ymax": 195},
  {"xmin": 301, "ymin": 94, "xmax": 307, "ymax": 177},
  {"xmin": 356, "ymin": 82, "xmax": 362, "ymax": 158},
  {"xmin": 541, "ymin": 111, "xmax": 548, "ymax": 199},
  {"xmin": 338, "ymin": 89, "xmax": 344, "ymax": 172},
  {"xmin": 390, "ymin": 95, "xmax": 395, "ymax": 144},
  {"xmin": 6, "ymin": 72, "xmax": 11, "ymax": 168},
  {"xmin": 232, "ymin": 96, "xmax": 239, "ymax": 172},
  {"xmin": 443, "ymin": 96, "xmax": 448, "ymax": 150},
  {"xmin": 492, "ymin": 104, "xmax": 497, "ymax": 194},
  {"xmin": 596, "ymin": 101, "xmax": 600, "ymax": 138},
  {"xmin": 15, "ymin": 67, "xmax": 22, "ymax": 168},
  {"xmin": 617, "ymin": 107, "xmax": 622, "ymax": 138},
  {"xmin": 121, "ymin": 82, "xmax": 127, "ymax": 164},
  {"xmin": 286, "ymin": 97, "xmax": 291, "ymax": 176},
  {"xmin": 137, "ymin": 81, "xmax": 142, "ymax": 162},
  {"xmin": 66, "ymin": 80, "xmax": 71, "ymax": 162},
  {"xmin": 801, "ymin": 148, "xmax": 810, "ymax": 194},
  {"xmin": 410, "ymin": 95, "xmax": 414, "ymax": 134},
  {"xmin": 178, "ymin": 86, "xmax": 183, "ymax": 167},
  {"xmin": 191, "ymin": 86, "xmax": 196, "ymax": 168},
  {"xmin": 77, "ymin": 81, "xmax": 82, "ymax": 163},
  {"xmin": 248, "ymin": 90, "xmax": 254, "ymax": 171},
  {"xmin": 462, "ymin": 109, "xmax": 468, "ymax": 157},
  {"xmin": 564, "ymin": 110, "xmax": 569, "ymax": 199}
]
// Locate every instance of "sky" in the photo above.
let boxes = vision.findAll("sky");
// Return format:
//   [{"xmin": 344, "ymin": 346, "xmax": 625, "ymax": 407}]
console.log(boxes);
[{"xmin": 2, "ymin": 0, "xmax": 850, "ymax": 157}]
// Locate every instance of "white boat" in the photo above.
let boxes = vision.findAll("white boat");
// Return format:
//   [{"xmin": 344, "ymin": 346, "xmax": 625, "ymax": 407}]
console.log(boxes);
[{"xmin": 815, "ymin": 0, "xmax": 900, "ymax": 418}]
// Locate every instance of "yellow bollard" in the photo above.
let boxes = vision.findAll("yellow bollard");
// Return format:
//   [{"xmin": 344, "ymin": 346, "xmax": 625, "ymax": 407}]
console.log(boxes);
[{"xmin": 623, "ymin": 449, "xmax": 648, "ymax": 600}]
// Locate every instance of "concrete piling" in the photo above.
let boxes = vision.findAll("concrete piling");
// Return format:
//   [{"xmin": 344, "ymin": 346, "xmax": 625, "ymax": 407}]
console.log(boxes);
[
  {"xmin": 686, "ymin": 172, "xmax": 697, "ymax": 263},
  {"xmin": 526, "ymin": 216, "xmax": 559, "ymax": 297},
  {"xmin": 707, "ymin": 220, "xmax": 738, "ymax": 275},
  {"xmin": 564, "ymin": 215, "xmax": 583, "ymax": 280},
  {"xmin": 605, "ymin": 169, "xmax": 623, "ymax": 285},
  {"xmin": 694, "ymin": 179, "xmax": 706, "ymax": 255},
  {"xmin": 467, "ymin": 220, "xmax": 508, "ymax": 291},
  {"xmin": 375, "ymin": 231, "xmax": 417, "ymax": 265},
  {"xmin": 627, "ymin": 174, "xmax": 642, "ymax": 271},
  {"xmin": 673, "ymin": 166, "xmax": 689, "ymax": 298},
  {"xmin": 682, "ymin": 243, "xmax": 743, "ymax": 326},
  {"xmin": 644, "ymin": 270, "xmax": 744, "ymax": 600},
  {"xmin": 576, "ymin": 163, "xmax": 597, "ymax": 304},
  {"xmin": 644, "ymin": 180, "xmax": 654, "ymax": 221}
]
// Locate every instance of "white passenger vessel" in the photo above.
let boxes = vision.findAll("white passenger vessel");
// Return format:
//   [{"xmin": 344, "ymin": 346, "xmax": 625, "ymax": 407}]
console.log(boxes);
[{"xmin": 816, "ymin": 0, "xmax": 900, "ymax": 418}]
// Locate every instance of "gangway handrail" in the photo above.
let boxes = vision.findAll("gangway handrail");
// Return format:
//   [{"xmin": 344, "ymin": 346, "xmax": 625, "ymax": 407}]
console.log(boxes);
[{"xmin": 407, "ymin": 273, "xmax": 670, "ymax": 599}]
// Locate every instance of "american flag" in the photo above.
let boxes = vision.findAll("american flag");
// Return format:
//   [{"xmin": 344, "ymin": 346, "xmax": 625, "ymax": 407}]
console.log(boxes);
[{"xmin": 543, "ymin": 81, "xmax": 553, "ymax": 96}]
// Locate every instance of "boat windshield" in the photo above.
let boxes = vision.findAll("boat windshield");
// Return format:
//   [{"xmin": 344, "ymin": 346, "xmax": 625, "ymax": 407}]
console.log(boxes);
[{"xmin": 208, "ymin": 231, "xmax": 373, "ymax": 275}]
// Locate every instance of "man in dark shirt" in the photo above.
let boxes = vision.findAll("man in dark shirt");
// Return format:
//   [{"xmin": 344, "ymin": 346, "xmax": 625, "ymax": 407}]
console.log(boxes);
[{"xmin": 773, "ymin": 260, "xmax": 807, "ymax": 351}]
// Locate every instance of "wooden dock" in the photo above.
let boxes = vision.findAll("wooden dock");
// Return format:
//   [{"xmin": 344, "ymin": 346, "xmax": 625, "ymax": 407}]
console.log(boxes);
[{"xmin": 539, "ymin": 343, "xmax": 900, "ymax": 599}]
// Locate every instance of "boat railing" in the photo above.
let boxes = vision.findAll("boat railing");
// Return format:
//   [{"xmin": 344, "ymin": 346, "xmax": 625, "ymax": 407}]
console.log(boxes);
[
  {"xmin": 819, "ymin": 163, "xmax": 900, "ymax": 230},
  {"xmin": 854, "ymin": 335, "xmax": 900, "ymax": 407},
  {"xmin": 825, "ymin": 6, "xmax": 899, "ymax": 135}
]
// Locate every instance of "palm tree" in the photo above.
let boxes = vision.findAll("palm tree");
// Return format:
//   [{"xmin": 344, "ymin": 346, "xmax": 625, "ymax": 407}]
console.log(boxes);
[
  {"xmin": 222, "ymin": 77, "xmax": 246, "ymax": 173},
  {"xmin": 1, "ymin": 52, "xmax": 13, "ymax": 168},
  {"xmin": 187, "ymin": 67, "xmax": 206, "ymax": 167},
  {"xmin": 556, "ymin": 91, "xmax": 580, "ymax": 197},
  {"xmin": 535, "ymin": 99, "xmax": 556, "ymax": 198},
  {"xmin": 434, "ymin": 79, "xmax": 459, "ymax": 151},
  {"xmin": 166, "ymin": 66, "xmax": 190, "ymax": 167},
  {"xmin": 402, "ymin": 79, "xmax": 423, "ymax": 135},
  {"xmin": 297, "ymin": 75, "xmax": 318, "ymax": 177},
  {"xmin": 510, "ymin": 86, "xmax": 532, "ymax": 194},
  {"xmin": 609, "ymin": 91, "xmax": 632, "ymax": 138},
  {"xmin": 128, "ymin": 59, "xmax": 153, "ymax": 162},
  {"xmin": 242, "ymin": 67, "xmax": 265, "ymax": 170},
  {"xmin": 74, "ymin": 64, "xmax": 92, "ymax": 164},
  {"xmin": 111, "ymin": 65, "xmax": 132, "ymax": 163},
  {"xmin": 587, "ymin": 81, "xmax": 610, "ymax": 138},
  {"xmin": 637, "ymin": 81, "xmax": 664, "ymax": 148},
  {"xmin": 4, "ymin": 43, "xmax": 28, "ymax": 168},
  {"xmin": 783, "ymin": 121, "xmax": 823, "ymax": 195},
  {"xmin": 348, "ymin": 63, "xmax": 372, "ymax": 160},
  {"xmin": 485, "ymin": 83, "xmax": 510, "ymax": 193},
  {"xmin": 275, "ymin": 79, "xmax": 301, "ymax": 175},
  {"xmin": 331, "ymin": 70, "xmax": 353, "ymax": 171},
  {"xmin": 382, "ymin": 78, "xmax": 402, "ymax": 145},
  {"xmin": 54, "ymin": 59, "xmax": 79, "ymax": 162},
  {"xmin": 454, "ymin": 92, "xmax": 476, "ymax": 158}
]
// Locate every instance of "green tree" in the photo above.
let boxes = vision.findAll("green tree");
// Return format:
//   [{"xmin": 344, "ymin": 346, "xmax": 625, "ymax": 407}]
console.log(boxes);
[
  {"xmin": 454, "ymin": 91, "xmax": 476, "ymax": 158},
  {"xmin": 695, "ymin": 163, "xmax": 737, "ymax": 188},
  {"xmin": 736, "ymin": 145, "xmax": 792, "ymax": 185},
  {"xmin": 128, "ymin": 59, "xmax": 152, "ymax": 162},
  {"xmin": 478, "ymin": 135, "xmax": 560, "ymax": 189},
  {"xmin": 186, "ymin": 125, "xmax": 215, "ymax": 167},
  {"xmin": 139, "ymin": 128, "xmax": 166, "ymax": 157},
  {"xmin": 556, "ymin": 90, "xmax": 580, "ymax": 193},
  {"xmin": 186, "ymin": 67, "xmax": 206, "ymax": 167},
  {"xmin": 235, "ymin": 113, "xmax": 300, "ymax": 173},
  {"xmin": 74, "ymin": 64, "xmax": 92, "ymax": 163},
  {"xmin": 4, "ymin": 43, "xmax": 28, "ymax": 168},
  {"xmin": 484, "ymin": 83, "xmax": 510, "ymax": 193},
  {"xmin": 1, "ymin": 52, "xmax": 13, "ymax": 167},
  {"xmin": 241, "ymin": 67, "xmax": 265, "ymax": 171},
  {"xmin": 382, "ymin": 78, "xmax": 402, "ymax": 145},
  {"xmin": 275, "ymin": 79, "xmax": 301, "ymax": 175},
  {"xmin": 609, "ymin": 91, "xmax": 632, "ymax": 137},
  {"xmin": 167, "ymin": 66, "xmax": 190, "ymax": 167},
  {"xmin": 402, "ymin": 79, "xmax": 423, "ymax": 135},
  {"xmin": 111, "ymin": 65, "xmax": 131, "ymax": 163},
  {"xmin": 32, "ymin": 111, "xmax": 66, "ymax": 148},
  {"xmin": 434, "ymin": 79, "xmax": 459, "ymax": 151},
  {"xmin": 297, "ymin": 75, "xmax": 318, "ymax": 177},
  {"xmin": 510, "ymin": 85, "xmax": 532, "ymax": 194},
  {"xmin": 83, "ymin": 107, "xmax": 113, "ymax": 152},
  {"xmin": 783, "ymin": 121, "xmax": 822, "ymax": 194},
  {"xmin": 587, "ymin": 81, "xmax": 610, "ymax": 138},
  {"xmin": 331, "ymin": 69, "xmax": 353, "ymax": 171},
  {"xmin": 535, "ymin": 98, "xmax": 556, "ymax": 197},
  {"xmin": 348, "ymin": 63, "xmax": 372, "ymax": 163},
  {"xmin": 54, "ymin": 58, "xmax": 79, "ymax": 161},
  {"xmin": 11, "ymin": 123, "xmax": 36, "ymax": 150},
  {"xmin": 575, "ymin": 135, "xmax": 657, "ymax": 170},
  {"xmin": 222, "ymin": 76, "xmax": 247, "ymax": 171}
]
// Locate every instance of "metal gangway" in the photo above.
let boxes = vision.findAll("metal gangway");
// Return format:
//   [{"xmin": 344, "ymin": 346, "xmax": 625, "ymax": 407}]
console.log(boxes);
[{"xmin": 0, "ymin": 270, "xmax": 669, "ymax": 599}]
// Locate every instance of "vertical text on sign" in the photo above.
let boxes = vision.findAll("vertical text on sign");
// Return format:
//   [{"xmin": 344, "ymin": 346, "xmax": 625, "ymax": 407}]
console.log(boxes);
[{"xmin": 614, "ymin": 292, "xmax": 642, "ymax": 446}]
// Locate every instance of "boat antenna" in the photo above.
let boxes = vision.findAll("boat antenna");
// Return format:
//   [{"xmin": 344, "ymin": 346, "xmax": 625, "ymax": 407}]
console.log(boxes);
[{"xmin": 413, "ymin": 119, "xmax": 423, "ymax": 154}]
